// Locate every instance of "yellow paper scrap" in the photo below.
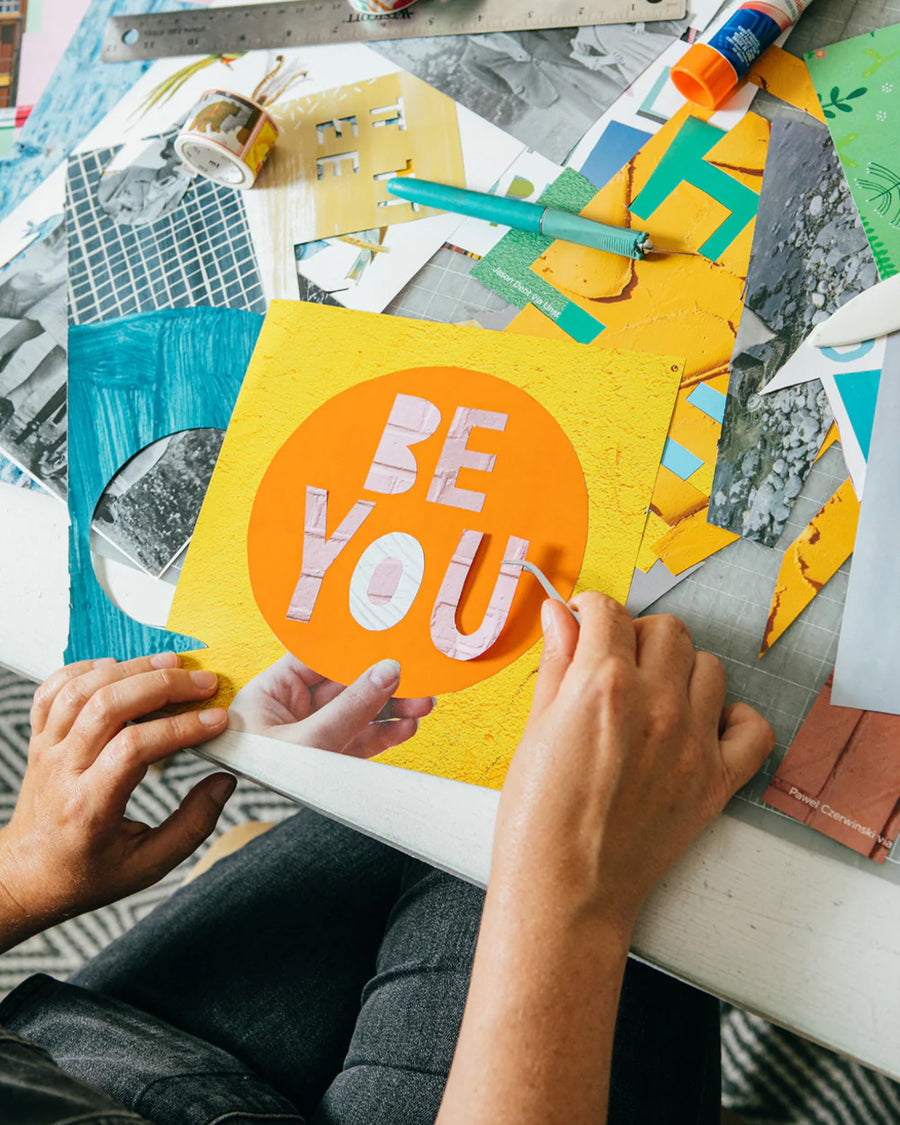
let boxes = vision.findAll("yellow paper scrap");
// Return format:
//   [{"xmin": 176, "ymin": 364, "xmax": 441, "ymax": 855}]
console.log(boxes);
[
  {"xmin": 636, "ymin": 510, "xmax": 672, "ymax": 572},
  {"xmin": 652, "ymin": 509, "xmax": 739, "ymax": 575},
  {"xmin": 760, "ymin": 477, "xmax": 859, "ymax": 656},
  {"xmin": 747, "ymin": 46, "xmax": 827, "ymax": 123}
]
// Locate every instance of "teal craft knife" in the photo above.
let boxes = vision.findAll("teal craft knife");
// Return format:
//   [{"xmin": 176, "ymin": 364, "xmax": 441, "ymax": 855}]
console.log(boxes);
[
  {"xmin": 809, "ymin": 273, "xmax": 900, "ymax": 348},
  {"xmin": 385, "ymin": 178, "xmax": 692, "ymax": 261}
]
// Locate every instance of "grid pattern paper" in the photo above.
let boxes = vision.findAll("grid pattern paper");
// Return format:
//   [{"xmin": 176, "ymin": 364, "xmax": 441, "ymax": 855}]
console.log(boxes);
[
  {"xmin": 66, "ymin": 147, "xmax": 267, "ymax": 326},
  {"xmin": 386, "ymin": 246, "xmax": 516, "ymax": 325}
]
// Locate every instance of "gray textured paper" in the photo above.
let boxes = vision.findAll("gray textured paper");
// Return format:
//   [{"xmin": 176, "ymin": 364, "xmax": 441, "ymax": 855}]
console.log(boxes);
[{"xmin": 832, "ymin": 334, "xmax": 900, "ymax": 711}]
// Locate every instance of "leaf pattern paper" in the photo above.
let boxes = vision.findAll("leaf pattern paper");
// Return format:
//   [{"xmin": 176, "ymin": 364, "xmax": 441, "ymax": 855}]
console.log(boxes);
[{"xmin": 808, "ymin": 25, "xmax": 900, "ymax": 279}]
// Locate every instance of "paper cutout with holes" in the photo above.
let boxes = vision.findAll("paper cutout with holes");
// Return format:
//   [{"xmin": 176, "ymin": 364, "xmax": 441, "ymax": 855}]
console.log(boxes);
[{"xmin": 270, "ymin": 72, "xmax": 464, "ymax": 242}]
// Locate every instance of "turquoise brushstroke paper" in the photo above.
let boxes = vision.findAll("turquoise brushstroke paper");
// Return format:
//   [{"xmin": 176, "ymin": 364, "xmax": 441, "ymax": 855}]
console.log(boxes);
[
  {"xmin": 0, "ymin": 0, "xmax": 190, "ymax": 223},
  {"xmin": 807, "ymin": 24, "xmax": 900, "ymax": 280},
  {"xmin": 66, "ymin": 306, "xmax": 263, "ymax": 663}
]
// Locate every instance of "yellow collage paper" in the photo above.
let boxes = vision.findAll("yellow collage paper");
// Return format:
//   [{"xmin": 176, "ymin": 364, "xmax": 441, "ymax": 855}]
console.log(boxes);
[{"xmin": 169, "ymin": 302, "xmax": 682, "ymax": 787}]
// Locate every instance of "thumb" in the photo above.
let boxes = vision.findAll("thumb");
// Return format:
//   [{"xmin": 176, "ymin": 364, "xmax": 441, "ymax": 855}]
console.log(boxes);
[
  {"xmin": 283, "ymin": 659, "xmax": 401, "ymax": 752},
  {"xmin": 135, "ymin": 772, "xmax": 236, "ymax": 882},
  {"xmin": 718, "ymin": 702, "xmax": 775, "ymax": 791},
  {"xmin": 528, "ymin": 600, "xmax": 579, "ymax": 724}
]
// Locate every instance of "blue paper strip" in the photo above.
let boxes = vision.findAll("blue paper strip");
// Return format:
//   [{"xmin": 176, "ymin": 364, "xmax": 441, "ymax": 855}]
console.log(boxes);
[
  {"xmin": 687, "ymin": 382, "xmax": 727, "ymax": 423},
  {"xmin": 661, "ymin": 437, "xmax": 703, "ymax": 480}
]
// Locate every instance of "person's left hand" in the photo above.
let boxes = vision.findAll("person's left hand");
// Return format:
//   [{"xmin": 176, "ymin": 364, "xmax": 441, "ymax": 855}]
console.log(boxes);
[{"xmin": 228, "ymin": 655, "xmax": 435, "ymax": 758}]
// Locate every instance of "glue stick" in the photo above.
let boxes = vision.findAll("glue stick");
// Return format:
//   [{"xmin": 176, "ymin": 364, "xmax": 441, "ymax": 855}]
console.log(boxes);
[{"xmin": 671, "ymin": 0, "xmax": 813, "ymax": 109}]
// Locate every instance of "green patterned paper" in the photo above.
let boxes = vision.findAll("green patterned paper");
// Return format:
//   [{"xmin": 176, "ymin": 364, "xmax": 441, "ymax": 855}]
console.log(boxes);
[{"xmin": 807, "ymin": 24, "xmax": 900, "ymax": 279}]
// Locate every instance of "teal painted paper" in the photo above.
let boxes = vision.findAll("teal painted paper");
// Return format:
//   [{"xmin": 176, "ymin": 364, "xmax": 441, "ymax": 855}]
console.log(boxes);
[
  {"xmin": 67, "ymin": 306, "xmax": 263, "ymax": 664},
  {"xmin": 807, "ymin": 25, "xmax": 900, "ymax": 279}
]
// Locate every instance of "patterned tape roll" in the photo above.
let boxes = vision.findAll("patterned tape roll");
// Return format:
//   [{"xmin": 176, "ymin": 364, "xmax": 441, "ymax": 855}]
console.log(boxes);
[
  {"xmin": 175, "ymin": 89, "xmax": 279, "ymax": 190},
  {"xmin": 347, "ymin": 0, "xmax": 420, "ymax": 11}
]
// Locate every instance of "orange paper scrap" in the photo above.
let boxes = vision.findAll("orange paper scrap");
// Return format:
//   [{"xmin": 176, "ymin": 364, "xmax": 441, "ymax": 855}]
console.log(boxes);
[
  {"xmin": 759, "ymin": 477, "xmax": 859, "ymax": 657},
  {"xmin": 504, "ymin": 107, "xmax": 769, "ymax": 574}
]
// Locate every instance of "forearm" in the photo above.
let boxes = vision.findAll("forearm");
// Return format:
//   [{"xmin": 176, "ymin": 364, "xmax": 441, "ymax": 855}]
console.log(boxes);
[{"xmin": 437, "ymin": 872, "xmax": 634, "ymax": 1125}]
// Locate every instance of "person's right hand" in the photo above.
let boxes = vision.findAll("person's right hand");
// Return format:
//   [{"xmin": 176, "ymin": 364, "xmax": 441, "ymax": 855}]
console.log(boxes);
[{"xmin": 492, "ymin": 592, "xmax": 775, "ymax": 935}]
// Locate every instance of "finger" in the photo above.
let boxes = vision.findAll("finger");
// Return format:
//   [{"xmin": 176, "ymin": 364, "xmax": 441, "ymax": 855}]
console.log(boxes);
[
  {"xmin": 31, "ymin": 658, "xmax": 109, "ymax": 737},
  {"xmin": 343, "ymin": 716, "xmax": 419, "ymax": 759},
  {"xmin": 568, "ymin": 591, "xmax": 636, "ymax": 669},
  {"xmin": 278, "ymin": 659, "xmax": 402, "ymax": 751},
  {"xmin": 687, "ymin": 651, "xmax": 728, "ymax": 730},
  {"xmin": 86, "ymin": 707, "xmax": 228, "ymax": 819},
  {"xmin": 310, "ymin": 678, "xmax": 347, "ymax": 712},
  {"xmin": 634, "ymin": 613, "xmax": 695, "ymax": 690},
  {"xmin": 528, "ymin": 599, "xmax": 580, "ymax": 722},
  {"xmin": 718, "ymin": 702, "xmax": 775, "ymax": 791},
  {"xmin": 383, "ymin": 696, "xmax": 435, "ymax": 720},
  {"xmin": 132, "ymin": 773, "xmax": 236, "ymax": 884},
  {"xmin": 65, "ymin": 668, "xmax": 219, "ymax": 765},
  {"xmin": 41, "ymin": 652, "xmax": 183, "ymax": 743}
]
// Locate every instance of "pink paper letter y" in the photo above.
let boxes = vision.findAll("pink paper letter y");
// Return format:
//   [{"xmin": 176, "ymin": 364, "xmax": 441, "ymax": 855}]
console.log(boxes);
[{"xmin": 286, "ymin": 486, "xmax": 375, "ymax": 623}]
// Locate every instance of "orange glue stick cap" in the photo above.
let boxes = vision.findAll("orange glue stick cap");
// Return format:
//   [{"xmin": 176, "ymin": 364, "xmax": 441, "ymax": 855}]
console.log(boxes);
[{"xmin": 671, "ymin": 42, "xmax": 740, "ymax": 110}]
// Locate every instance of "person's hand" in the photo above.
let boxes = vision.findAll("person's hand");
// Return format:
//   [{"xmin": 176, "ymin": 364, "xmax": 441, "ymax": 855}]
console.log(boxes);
[
  {"xmin": 0, "ymin": 653, "xmax": 235, "ymax": 950},
  {"xmin": 493, "ymin": 593, "xmax": 775, "ymax": 935},
  {"xmin": 228, "ymin": 655, "xmax": 434, "ymax": 758}
]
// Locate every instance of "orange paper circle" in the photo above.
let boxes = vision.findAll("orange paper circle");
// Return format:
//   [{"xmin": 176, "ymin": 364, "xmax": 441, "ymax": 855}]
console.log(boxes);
[{"xmin": 247, "ymin": 366, "xmax": 588, "ymax": 697}]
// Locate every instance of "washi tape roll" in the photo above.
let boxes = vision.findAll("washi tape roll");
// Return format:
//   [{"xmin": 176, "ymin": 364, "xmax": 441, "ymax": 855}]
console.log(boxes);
[
  {"xmin": 347, "ymin": 0, "xmax": 420, "ymax": 12},
  {"xmin": 174, "ymin": 89, "xmax": 279, "ymax": 190}
]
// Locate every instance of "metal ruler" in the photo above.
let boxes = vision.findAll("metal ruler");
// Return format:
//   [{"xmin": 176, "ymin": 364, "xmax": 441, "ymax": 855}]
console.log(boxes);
[{"xmin": 102, "ymin": 0, "xmax": 687, "ymax": 62}]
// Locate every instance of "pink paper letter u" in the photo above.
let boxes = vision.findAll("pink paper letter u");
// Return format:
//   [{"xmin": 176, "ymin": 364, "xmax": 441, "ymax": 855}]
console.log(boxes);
[{"xmin": 430, "ymin": 531, "xmax": 529, "ymax": 661}]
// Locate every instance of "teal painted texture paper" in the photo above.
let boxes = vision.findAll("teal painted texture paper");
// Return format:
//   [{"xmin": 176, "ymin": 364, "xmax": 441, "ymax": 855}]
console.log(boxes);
[
  {"xmin": 67, "ymin": 306, "xmax": 263, "ymax": 664},
  {"xmin": 807, "ymin": 25, "xmax": 900, "ymax": 279}
]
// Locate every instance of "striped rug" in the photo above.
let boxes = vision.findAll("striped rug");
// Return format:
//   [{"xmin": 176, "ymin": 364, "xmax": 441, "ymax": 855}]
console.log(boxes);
[{"xmin": 1, "ymin": 667, "xmax": 898, "ymax": 1121}]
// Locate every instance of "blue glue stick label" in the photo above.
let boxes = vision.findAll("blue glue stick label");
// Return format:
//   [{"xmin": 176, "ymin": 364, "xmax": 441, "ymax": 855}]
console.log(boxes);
[{"xmin": 708, "ymin": 8, "xmax": 782, "ymax": 79}]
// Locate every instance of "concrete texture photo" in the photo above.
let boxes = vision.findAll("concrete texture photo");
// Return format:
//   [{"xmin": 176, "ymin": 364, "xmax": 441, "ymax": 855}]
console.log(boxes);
[{"xmin": 709, "ymin": 115, "xmax": 879, "ymax": 547}]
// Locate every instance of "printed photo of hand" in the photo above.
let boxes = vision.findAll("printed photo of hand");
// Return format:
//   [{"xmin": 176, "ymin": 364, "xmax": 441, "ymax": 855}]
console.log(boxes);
[{"xmin": 228, "ymin": 655, "xmax": 435, "ymax": 759}]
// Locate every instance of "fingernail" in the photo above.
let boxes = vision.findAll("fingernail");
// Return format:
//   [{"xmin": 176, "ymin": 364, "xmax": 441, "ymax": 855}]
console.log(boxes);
[
  {"xmin": 369, "ymin": 658, "xmax": 401, "ymax": 691},
  {"xmin": 209, "ymin": 774, "xmax": 236, "ymax": 807},
  {"xmin": 541, "ymin": 599, "xmax": 559, "ymax": 643},
  {"xmin": 198, "ymin": 707, "xmax": 227, "ymax": 727},
  {"xmin": 191, "ymin": 670, "xmax": 218, "ymax": 690},
  {"xmin": 150, "ymin": 652, "xmax": 180, "ymax": 669},
  {"xmin": 92, "ymin": 657, "xmax": 117, "ymax": 668}
]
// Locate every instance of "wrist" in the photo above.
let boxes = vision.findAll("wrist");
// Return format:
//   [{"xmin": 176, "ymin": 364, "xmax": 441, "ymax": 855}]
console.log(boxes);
[
  {"xmin": 489, "ymin": 842, "xmax": 642, "ymax": 950},
  {"xmin": 0, "ymin": 828, "xmax": 43, "ymax": 953}
]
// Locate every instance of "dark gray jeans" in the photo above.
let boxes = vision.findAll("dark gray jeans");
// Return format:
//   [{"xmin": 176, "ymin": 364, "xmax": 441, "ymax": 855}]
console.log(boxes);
[{"xmin": 0, "ymin": 807, "xmax": 721, "ymax": 1124}]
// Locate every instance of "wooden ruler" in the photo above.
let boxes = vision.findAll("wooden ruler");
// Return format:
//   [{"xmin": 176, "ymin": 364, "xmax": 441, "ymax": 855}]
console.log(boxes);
[{"xmin": 103, "ymin": 0, "xmax": 687, "ymax": 62}]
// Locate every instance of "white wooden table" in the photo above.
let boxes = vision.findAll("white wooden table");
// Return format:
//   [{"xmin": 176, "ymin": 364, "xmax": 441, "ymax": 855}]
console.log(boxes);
[{"xmin": 2, "ymin": 481, "xmax": 898, "ymax": 1081}]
